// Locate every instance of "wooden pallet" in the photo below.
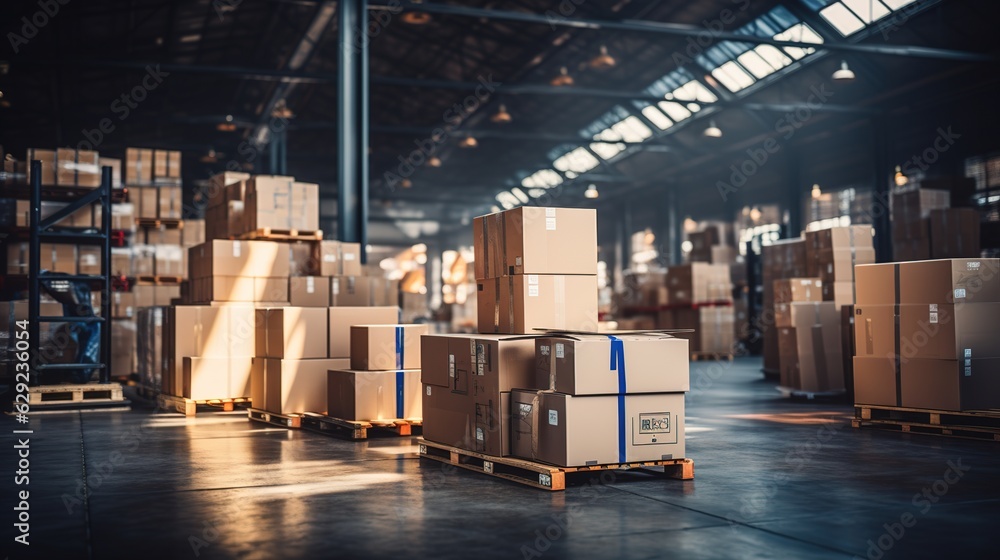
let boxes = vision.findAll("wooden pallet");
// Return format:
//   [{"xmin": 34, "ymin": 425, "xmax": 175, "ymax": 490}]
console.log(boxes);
[
  {"xmin": 247, "ymin": 407, "xmax": 302, "ymax": 428},
  {"xmin": 418, "ymin": 439, "xmax": 693, "ymax": 491},
  {"xmin": 135, "ymin": 217, "xmax": 183, "ymax": 229},
  {"xmin": 853, "ymin": 405, "xmax": 1000, "ymax": 442},
  {"xmin": 29, "ymin": 383, "xmax": 124, "ymax": 406},
  {"xmin": 235, "ymin": 228, "xmax": 323, "ymax": 241},
  {"xmin": 690, "ymin": 352, "xmax": 733, "ymax": 362},
  {"xmin": 134, "ymin": 275, "xmax": 184, "ymax": 285},
  {"xmin": 158, "ymin": 394, "xmax": 251, "ymax": 417},
  {"xmin": 299, "ymin": 413, "xmax": 421, "ymax": 440}
]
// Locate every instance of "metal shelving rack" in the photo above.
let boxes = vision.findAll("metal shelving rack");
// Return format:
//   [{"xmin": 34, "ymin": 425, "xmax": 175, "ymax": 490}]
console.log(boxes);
[{"xmin": 27, "ymin": 160, "xmax": 113, "ymax": 385}]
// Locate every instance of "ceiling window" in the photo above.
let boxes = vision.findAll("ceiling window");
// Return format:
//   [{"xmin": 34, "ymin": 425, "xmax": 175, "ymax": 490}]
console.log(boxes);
[
  {"xmin": 641, "ymin": 106, "xmax": 673, "ymax": 130},
  {"xmin": 553, "ymin": 147, "xmax": 600, "ymax": 174},
  {"xmin": 521, "ymin": 169, "xmax": 563, "ymax": 189},
  {"xmin": 802, "ymin": 0, "xmax": 922, "ymax": 36},
  {"xmin": 495, "ymin": 191, "xmax": 520, "ymax": 209},
  {"xmin": 711, "ymin": 61, "xmax": 756, "ymax": 92},
  {"xmin": 773, "ymin": 24, "xmax": 823, "ymax": 59}
]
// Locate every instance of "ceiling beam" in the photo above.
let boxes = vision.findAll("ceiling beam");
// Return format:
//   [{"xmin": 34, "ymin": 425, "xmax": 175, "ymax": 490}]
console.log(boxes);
[{"xmin": 369, "ymin": 1, "xmax": 992, "ymax": 61}]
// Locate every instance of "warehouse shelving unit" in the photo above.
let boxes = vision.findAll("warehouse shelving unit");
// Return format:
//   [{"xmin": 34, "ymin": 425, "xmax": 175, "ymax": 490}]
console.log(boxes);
[{"xmin": 27, "ymin": 160, "xmax": 113, "ymax": 385}]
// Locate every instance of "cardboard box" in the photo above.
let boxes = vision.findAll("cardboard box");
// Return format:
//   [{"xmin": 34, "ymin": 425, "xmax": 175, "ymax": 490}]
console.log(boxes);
[
  {"xmin": 181, "ymin": 220, "xmax": 205, "ymax": 247},
  {"xmin": 262, "ymin": 358, "xmax": 350, "ymax": 414},
  {"xmin": 822, "ymin": 281, "xmax": 855, "ymax": 308},
  {"xmin": 327, "ymin": 369, "xmax": 421, "ymax": 421},
  {"xmin": 182, "ymin": 357, "xmax": 253, "ymax": 400},
  {"xmin": 78, "ymin": 246, "xmax": 101, "ymax": 275},
  {"xmin": 666, "ymin": 263, "xmax": 732, "ymax": 304},
  {"xmin": 805, "ymin": 225, "xmax": 874, "ymax": 251},
  {"xmin": 154, "ymin": 246, "xmax": 184, "ymax": 277},
  {"xmin": 661, "ymin": 306, "xmax": 734, "ymax": 354},
  {"xmin": 899, "ymin": 259, "xmax": 1000, "ymax": 304},
  {"xmin": 476, "ymin": 274, "xmax": 598, "ymax": 334},
  {"xmin": 99, "ymin": 157, "xmax": 122, "ymax": 188},
  {"xmin": 773, "ymin": 278, "xmax": 822, "ymax": 304},
  {"xmin": 110, "ymin": 320, "xmax": 136, "ymax": 379},
  {"xmin": 125, "ymin": 148, "xmax": 154, "ymax": 185},
  {"xmin": 193, "ymin": 276, "xmax": 288, "ymax": 304},
  {"xmin": 288, "ymin": 243, "xmax": 315, "ymax": 277},
  {"xmin": 289, "ymin": 277, "xmax": 330, "ymax": 307},
  {"xmin": 143, "ymin": 226, "xmax": 182, "ymax": 246},
  {"xmin": 511, "ymin": 391, "xmax": 685, "ymax": 467},
  {"xmin": 112, "ymin": 292, "xmax": 137, "ymax": 318},
  {"xmin": 315, "ymin": 241, "xmax": 362, "ymax": 276},
  {"xmin": 473, "ymin": 207, "xmax": 597, "ymax": 278},
  {"xmin": 901, "ymin": 358, "xmax": 1000, "ymax": 411},
  {"xmin": 243, "ymin": 176, "xmax": 319, "ymax": 232},
  {"xmin": 163, "ymin": 305, "xmax": 256, "ymax": 396},
  {"xmin": 207, "ymin": 172, "xmax": 251, "ymax": 208},
  {"xmin": 710, "ymin": 245, "xmax": 737, "ymax": 264},
  {"xmin": 134, "ymin": 186, "xmax": 159, "ymax": 219},
  {"xmin": 326, "ymin": 306, "xmax": 399, "ymax": 358},
  {"xmin": 157, "ymin": 186, "xmax": 182, "ymax": 219},
  {"xmin": 111, "ymin": 203, "xmax": 135, "ymax": 231},
  {"xmin": 349, "ymin": 324, "xmax": 428, "ymax": 370},
  {"xmin": 420, "ymin": 334, "xmax": 477, "ymax": 389},
  {"xmin": 153, "ymin": 150, "xmax": 182, "ymax": 180},
  {"xmin": 188, "ymin": 240, "xmax": 290, "ymax": 279},
  {"xmin": 779, "ymin": 302, "xmax": 844, "ymax": 392},
  {"xmin": 330, "ymin": 276, "xmax": 398, "ymax": 307},
  {"xmin": 256, "ymin": 307, "xmax": 329, "ymax": 359},
  {"xmin": 535, "ymin": 334, "xmax": 689, "ymax": 394},
  {"xmin": 815, "ymin": 247, "xmax": 875, "ymax": 283},
  {"xmin": 422, "ymin": 383, "xmax": 475, "ymax": 449},
  {"xmin": 26, "ymin": 148, "xmax": 57, "ymax": 186},
  {"xmin": 853, "ymin": 356, "xmax": 897, "ymax": 406}
]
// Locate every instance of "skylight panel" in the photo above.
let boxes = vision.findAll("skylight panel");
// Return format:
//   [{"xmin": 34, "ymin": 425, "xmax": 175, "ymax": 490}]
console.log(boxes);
[
  {"xmin": 611, "ymin": 116, "xmax": 653, "ymax": 142},
  {"xmin": 641, "ymin": 106, "xmax": 673, "ymax": 130},
  {"xmin": 842, "ymin": 0, "xmax": 891, "ymax": 23},
  {"xmin": 711, "ymin": 61, "xmax": 756, "ymax": 92},
  {"xmin": 774, "ymin": 23, "xmax": 823, "ymax": 59},
  {"xmin": 496, "ymin": 191, "xmax": 519, "ymax": 209},
  {"xmin": 754, "ymin": 44, "xmax": 793, "ymax": 71},
  {"xmin": 737, "ymin": 50, "xmax": 777, "ymax": 79},
  {"xmin": 521, "ymin": 169, "xmax": 563, "ymax": 189},
  {"xmin": 658, "ymin": 101, "xmax": 692, "ymax": 122},
  {"xmin": 820, "ymin": 3, "xmax": 866, "ymax": 35},
  {"xmin": 673, "ymin": 80, "xmax": 718, "ymax": 103},
  {"xmin": 589, "ymin": 134, "xmax": 626, "ymax": 159},
  {"xmin": 510, "ymin": 188, "xmax": 530, "ymax": 204},
  {"xmin": 882, "ymin": 0, "xmax": 918, "ymax": 8},
  {"xmin": 553, "ymin": 147, "xmax": 600, "ymax": 174}
]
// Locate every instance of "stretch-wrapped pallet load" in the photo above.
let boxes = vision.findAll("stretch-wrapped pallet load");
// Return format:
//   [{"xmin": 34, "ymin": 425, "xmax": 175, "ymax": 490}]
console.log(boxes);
[
  {"xmin": 473, "ymin": 207, "xmax": 598, "ymax": 334},
  {"xmin": 853, "ymin": 258, "xmax": 1000, "ymax": 411}
]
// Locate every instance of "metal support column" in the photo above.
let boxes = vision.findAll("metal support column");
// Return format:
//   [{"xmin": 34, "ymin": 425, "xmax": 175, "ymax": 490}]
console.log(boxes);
[
  {"xmin": 620, "ymin": 199, "xmax": 633, "ymax": 274},
  {"xmin": 99, "ymin": 165, "xmax": 112, "ymax": 384},
  {"xmin": 786, "ymin": 148, "xmax": 803, "ymax": 237},
  {"xmin": 28, "ymin": 161, "xmax": 41, "ymax": 385},
  {"xmin": 872, "ymin": 117, "xmax": 892, "ymax": 262},
  {"xmin": 667, "ymin": 190, "xmax": 680, "ymax": 266},
  {"xmin": 279, "ymin": 129, "xmax": 288, "ymax": 176},
  {"xmin": 337, "ymin": 0, "xmax": 370, "ymax": 263}
]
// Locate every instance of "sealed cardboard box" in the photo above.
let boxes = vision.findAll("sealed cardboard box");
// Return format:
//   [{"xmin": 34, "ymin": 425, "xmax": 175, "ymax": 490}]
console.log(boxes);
[
  {"xmin": 897, "ymin": 302, "xmax": 1000, "ymax": 360},
  {"xmin": 805, "ymin": 225, "xmax": 873, "ymax": 251},
  {"xmin": 288, "ymin": 243, "xmax": 316, "ymax": 277},
  {"xmin": 99, "ymin": 157, "xmax": 122, "ymax": 188},
  {"xmin": 144, "ymin": 226, "xmax": 182, "ymax": 246},
  {"xmin": 822, "ymin": 281, "xmax": 855, "ymax": 308},
  {"xmin": 154, "ymin": 246, "xmax": 184, "ymax": 277},
  {"xmin": 420, "ymin": 333, "xmax": 477, "ymax": 389},
  {"xmin": 157, "ymin": 186, "xmax": 182, "ymax": 219},
  {"xmin": 262, "ymin": 358, "xmax": 351, "ymax": 414},
  {"xmin": 662, "ymin": 306, "xmax": 734, "ymax": 354},
  {"xmin": 535, "ymin": 334, "xmax": 689, "ymax": 394},
  {"xmin": 474, "ymin": 207, "xmax": 597, "ymax": 278},
  {"xmin": 328, "ymin": 307, "xmax": 399, "ymax": 358},
  {"xmin": 899, "ymin": 259, "xmax": 1000, "ymax": 305},
  {"xmin": 131, "ymin": 245, "xmax": 155, "ymax": 276},
  {"xmin": 163, "ymin": 305, "xmax": 256, "ymax": 396},
  {"xmin": 26, "ymin": 148, "xmax": 57, "ymax": 186},
  {"xmin": 195, "ymin": 276, "xmax": 288, "ymax": 304},
  {"xmin": 780, "ymin": 302, "xmax": 844, "ymax": 392},
  {"xmin": 125, "ymin": 148, "xmax": 154, "ymax": 185},
  {"xmin": 901, "ymin": 358, "xmax": 1000, "ymax": 411},
  {"xmin": 188, "ymin": 240, "xmax": 290, "ymax": 279},
  {"xmin": 112, "ymin": 291, "xmax": 137, "ymax": 318},
  {"xmin": 256, "ymin": 307, "xmax": 328, "ymax": 359},
  {"xmin": 134, "ymin": 186, "xmax": 159, "ymax": 219},
  {"xmin": 56, "ymin": 148, "xmax": 100, "ymax": 188},
  {"xmin": 773, "ymin": 278, "xmax": 822, "ymax": 304},
  {"xmin": 208, "ymin": 172, "xmax": 250, "ymax": 207},
  {"xmin": 710, "ymin": 245, "xmax": 737, "ymax": 264},
  {"xmin": 153, "ymin": 150, "xmax": 182, "ymax": 180},
  {"xmin": 111, "ymin": 203, "xmax": 135, "ymax": 231},
  {"xmin": 422, "ymin": 383, "xmax": 474, "ymax": 448},
  {"xmin": 315, "ymin": 241, "xmax": 362, "ymax": 276},
  {"xmin": 511, "ymin": 391, "xmax": 685, "ymax": 466},
  {"xmin": 350, "ymin": 324, "xmax": 428, "ymax": 370},
  {"xmin": 476, "ymin": 274, "xmax": 598, "ymax": 334},
  {"xmin": 854, "ymin": 263, "xmax": 898, "ymax": 306},
  {"xmin": 78, "ymin": 247, "xmax": 101, "ymax": 275},
  {"xmin": 330, "ymin": 276, "xmax": 399, "ymax": 307},
  {"xmin": 183, "ymin": 357, "xmax": 253, "ymax": 400},
  {"xmin": 110, "ymin": 320, "xmax": 136, "ymax": 379},
  {"xmin": 243, "ymin": 176, "xmax": 318, "ymax": 232},
  {"xmin": 182, "ymin": 220, "xmax": 205, "ymax": 247},
  {"xmin": 816, "ymin": 247, "xmax": 875, "ymax": 283},
  {"xmin": 327, "ymin": 369, "xmax": 421, "ymax": 421},
  {"xmin": 853, "ymin": 356, "xmax": 898, "ymax": 406},
  {"xmin": 289, "ymin": 277, "xmax": 330, "ymax": 307},
  {"xmin": 665, "ymin": 263, "xmax": 732, "ymax": 304}
]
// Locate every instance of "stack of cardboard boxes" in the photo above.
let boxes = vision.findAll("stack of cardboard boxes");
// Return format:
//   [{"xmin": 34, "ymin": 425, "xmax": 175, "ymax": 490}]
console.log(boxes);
[
  {"xmin": 774, "ymin": 278, "xmax": 843, "ymax": 393},
  {"xmin": 688, "ymin": 224, "xmax": 737, "ymax": 264},
  {"xmin": 892, "ymin": 185, "xmax": 981, "ymax": 261},
  {"xmin": 327, "ymin": 324, "xmax": 427, "ymax": 422},
  {"xmin": 761, "ymin": 238, "xmax": 808, "ymax": 374},
  {"xmin": 474, "ymin": 207, "xmax": 599, "ymax": 333},
  {"xmin": 423, "ymin": 207, "xmax": 690, "ymax": 468},
  {"xmin": 511, "ymin": 334, "xmax": 688, "ymax": 466},
  {"xmin": 854, "ymin": 258, "xmax": 1000, "ymax": 411},
  {"xmin": 658, "ymin": 263, "xmax": 734, "ymax": 355},
  {"xmin": 205, "ymin": 174, "xmax": 319, "ymax": 239}
]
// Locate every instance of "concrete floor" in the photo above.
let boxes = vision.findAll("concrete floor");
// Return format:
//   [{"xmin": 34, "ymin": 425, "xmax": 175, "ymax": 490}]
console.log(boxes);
[{"xmin": 3, "ymin": 357, "xmax": 998, "ymax": 559}]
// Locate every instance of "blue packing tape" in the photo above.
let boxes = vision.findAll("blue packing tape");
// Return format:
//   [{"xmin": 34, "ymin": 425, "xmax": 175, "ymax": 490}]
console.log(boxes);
[
  {"xmin": 396, "ymin": 326, "xmax": 404, "ymax": 418},
  {"xmin": 607, "ymin": 335, "xmax": 626, "ymax": 463}
]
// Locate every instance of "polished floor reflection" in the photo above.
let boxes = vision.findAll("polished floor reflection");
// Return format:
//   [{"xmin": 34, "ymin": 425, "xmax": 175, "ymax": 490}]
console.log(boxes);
[{"xmin": 3, "ymin": 357, "xmax": 998, "ymax": 559}]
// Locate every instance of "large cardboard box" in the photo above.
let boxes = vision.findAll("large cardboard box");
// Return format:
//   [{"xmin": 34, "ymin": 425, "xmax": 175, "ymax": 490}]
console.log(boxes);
[
  {"xmin": 182, "ymin": 220, "xmax": 205, "ymax": 247},
  {"xmin": 134, "ymin": 186, "xmax": 159, "ymax": 219},
  {"xmin": 661, "ymin": 306, "xmax": 734, "ymax": 354},
  {"xmin": 892, "ymin": 188, "xmax": 950, "ymax": 238},
  {"xmin": 535, "ymin": 334, "xmax": 689, "ymax": 394},
  {"xmin": 78, "ymin": 246, "xmax": 101, "ymax": 275},
  {"xmin": 316, "ymin": 241, "xmax": 362, "ymax": 276},
  {"xmin": 349, "ymin": 324, "xmax": 428, "ymax": 370},
  {"xmin": 666, "ymin": 263, "xmax": 732, "ymax": 305},
  {"xmin": 899, "ymin": 259, "xmax": 1000, "ymax": 305},
  {"xmin": 255, "ymin": 307, "xmax": 328, "ymax": 359},
  {"xmin": 901, "ymin": 358, "xmax": 1000, "ymax": 411},
  {"xmin": 476, "ymin": 274, "xmax": 598, "ymax": 334},
  {"xmin": 328, "ymin": 307, "xmax": 399, "ymax": 358},
  {"xmin": 163, "ymin": 305, "xmax": 256, "ymax": 396},
  {"xmin": 330, "ymin": 276, "xmax": 399, "ymax": 307},
  {"xmin": 194, "ymin": 276, "xmax": 288, "ymax": 304},
  {"xmin": 26, "ymin": 148, "xmax": 57, "ymax": 186},
  {"xmin": 422, "ymin": 383, "xmax": 475, "ymax": 448},
  {"xmin": 773, "ymin": 278, "xmax": 822, "ymax": 304},
  {"xmin": 261, "ymin": 358, "xmax": 350, "ymax": 414},
  {"xmin": 55, "ymin": 148, "xmax": 100, "ymax": 188},
  {"xmin": 898, "ymin": 302, "xmax": 1000, "ymax": 360},
  {"xmin": 289, "ymin": 277, "xmax": 330, "ymax": 307},
  {"xmin": 182, "ymin": 357, "xmax": 253, "ymax": 400},
  {"xmin": 125, "ymin": 148, "xmax": 154, "ymax": 186},
  {"xmin": 815, "ymin": 247, "xmax": 875, "ymax": 283},
  {"xmin": 822, "ymin": 281, "xmax": 855, "ymax": 308},
  {"xmin": 243, "ymin": 176, "xmax": 319, "ymax": 232},
  {"xmin": 327, "ymin": 369, "xmax": 421, "ymax": 421},
  {"xmin": 778, "ymin": 302, "xmax": 844, "ymax": 392},
  {"xmin": 188, "ymin": 240, "xmax": 290, "ymax": 280},
  {"xmin": 473, "ymin": 207, "xmax": 597, "ymax": 278},
  {"xmin": 207, "ymin": 172, "xmax": 251, "ymax": 208},
  {"xmin": 853, "ymin": 356, "xmax": 897, "ymax": 406},
  {"xmin": 158, "ymin": 185, "xmax": 182, "ymax": 219},
  {"xmin": 109, "ymin": 319, "xmax": 136, "ymax": 378},
  {"xmin": 511, "ymin": 391, "xmax": 685, "ymax": 467},
  {"xmin": 153, "ymin": 150, "xmax": 181, "ymax": 181},
  {"xmin": 112, "ymin": 292, "xmax": 137, "ymax": 319},
  {"xmin": 420, "ymin": 334, "xmax": 476, "ymax": 389}
]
